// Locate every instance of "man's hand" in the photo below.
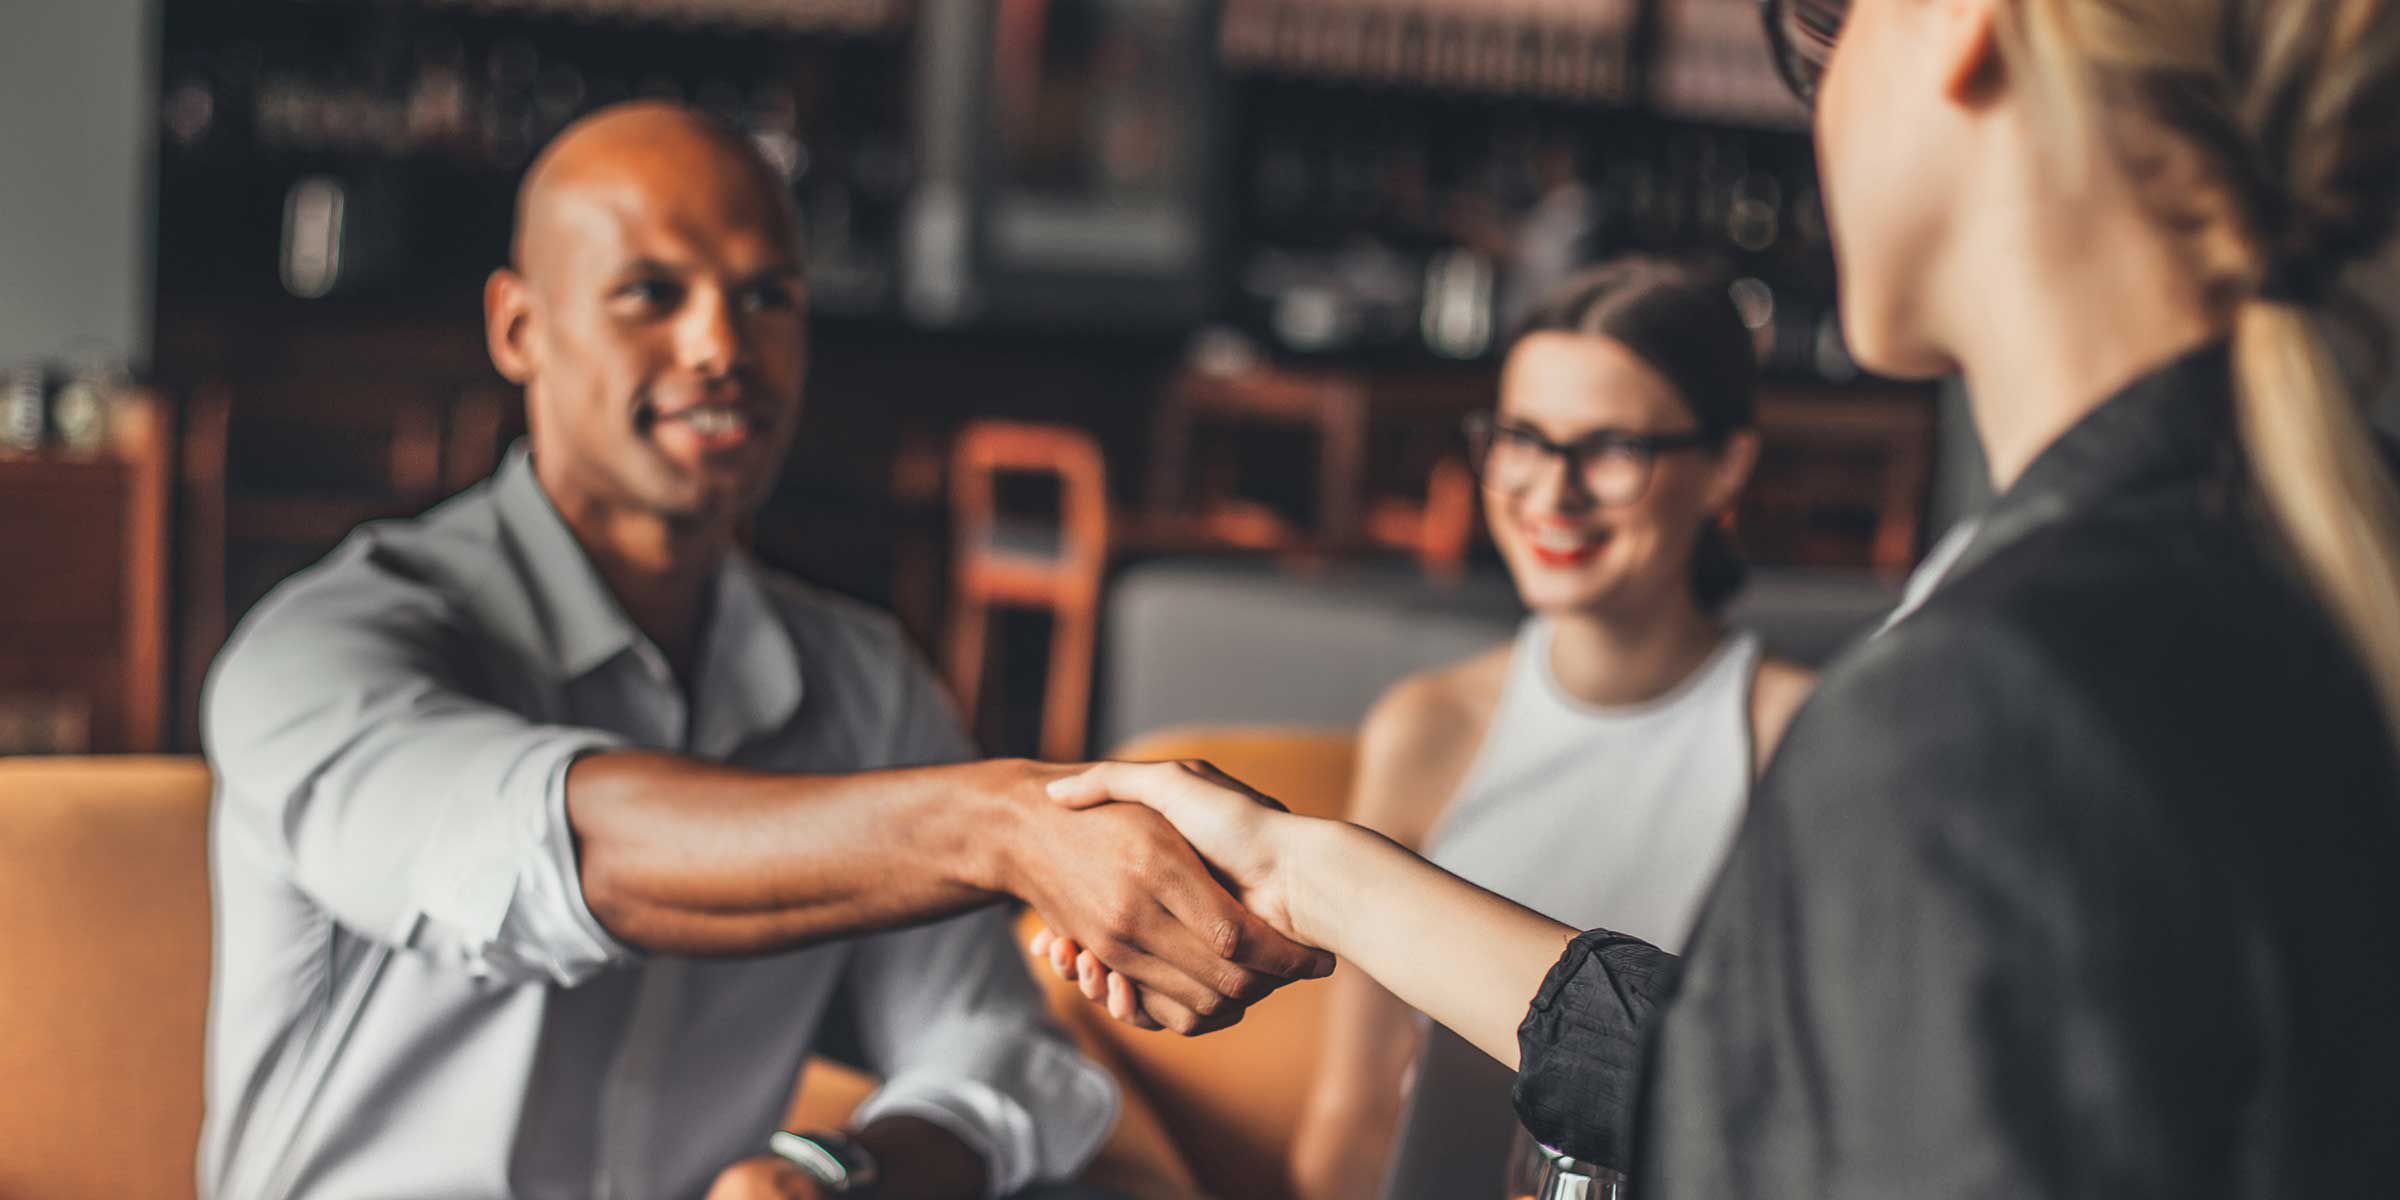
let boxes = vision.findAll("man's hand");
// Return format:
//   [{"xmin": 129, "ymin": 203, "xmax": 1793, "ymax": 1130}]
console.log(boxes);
[
  {"xmin": 1032, "ymin": 759, "xmax": 1332, "ymax": 1032},
  {"xmin": 705, "ymin": 1156, "xmax": 823, "ymax": 1200},
  {"xmin": 981, "ymin": 759, "xmax": 1333, "ymax": 1035},
  {"xmin": 1045, "ymin": 760, "xmax": 1307, "ymax": 939}
]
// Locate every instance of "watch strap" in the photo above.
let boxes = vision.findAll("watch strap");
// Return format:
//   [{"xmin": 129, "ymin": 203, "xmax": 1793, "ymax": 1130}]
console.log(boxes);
[{"xmin": 768, "ymin": 1129, "xmax": 881, "ymax": 1194}]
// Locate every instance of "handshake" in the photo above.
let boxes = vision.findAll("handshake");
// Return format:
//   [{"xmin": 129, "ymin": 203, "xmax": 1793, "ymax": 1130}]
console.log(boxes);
[{"xmin": 1010, "ymin": 760, "xmax": 1351, "ymax": 1035}]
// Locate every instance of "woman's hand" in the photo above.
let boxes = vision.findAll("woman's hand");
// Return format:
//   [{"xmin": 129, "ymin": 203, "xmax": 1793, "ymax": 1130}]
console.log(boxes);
[
  {"xmin": 1030, "ymin": 924, "xmax": 1165, "ymax": 1030},
  {"xmin": 1044, "ymin": 757, "xmax": 1582, "ymax": 1067},
  {"xmin": 1039, "ymin": 758, "xmax": 1337, "ymax": 1030},
  {"xmin": 1045, "ymin": 759, "xmax": 1312, "ymax": 941}
]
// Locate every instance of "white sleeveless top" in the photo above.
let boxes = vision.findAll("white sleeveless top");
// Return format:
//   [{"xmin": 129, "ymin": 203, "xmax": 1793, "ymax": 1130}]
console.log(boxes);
[
  {"xmin": 1380, "ymin": 620, "xmax": 1762, "ymax": 1200},
  {"xmin": 1426, "ymin": 617, "xmax": 1761, "ymax": 950}
]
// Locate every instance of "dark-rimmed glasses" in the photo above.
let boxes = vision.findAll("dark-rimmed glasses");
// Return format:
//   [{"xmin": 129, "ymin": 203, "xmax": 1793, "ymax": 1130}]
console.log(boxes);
[
  {"xmin": 1464, "ymin": 413, "xmax": 1717, "ymax": 508},
  {"xmin": 1761, "ymin": 0, "xmax": 1848, "ymax": 106}
]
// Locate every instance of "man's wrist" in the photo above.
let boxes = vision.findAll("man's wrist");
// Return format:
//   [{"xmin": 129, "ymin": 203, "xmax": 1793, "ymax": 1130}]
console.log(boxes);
[
  {"xmin": 850, "ymin": 1114, "xmax": 992, "ymax": 1200},
  {"xmin": 768, "ymin": 1129, "xmax": 880, "ymax": 1195},
  {"xmin": 947, "ymin": 759, "xmax": 1036, "ymax": 900}
]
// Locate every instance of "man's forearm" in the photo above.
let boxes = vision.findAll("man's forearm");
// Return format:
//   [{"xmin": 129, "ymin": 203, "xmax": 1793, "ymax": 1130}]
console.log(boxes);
[{"xmin": 567, "ymin": 751, "xmax": 1032, "ymax": 955}]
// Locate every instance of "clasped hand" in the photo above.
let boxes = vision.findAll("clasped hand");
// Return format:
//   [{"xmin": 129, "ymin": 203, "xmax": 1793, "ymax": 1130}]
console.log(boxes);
[{"xmin": 1030, "ymin": 760, "xmax": 1332, "ymax": 1031}]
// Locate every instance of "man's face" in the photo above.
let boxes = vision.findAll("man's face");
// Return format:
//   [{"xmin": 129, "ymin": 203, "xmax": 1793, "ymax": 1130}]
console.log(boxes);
[{"xmin": 489, "ymin": 128, "xmax": 808, "ymax": 531}]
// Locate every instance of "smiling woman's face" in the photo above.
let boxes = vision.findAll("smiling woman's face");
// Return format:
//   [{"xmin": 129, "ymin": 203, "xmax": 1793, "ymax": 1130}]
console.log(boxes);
[{"xmin": 1486, "ymin": 332, "xmax": 1744, "ymax": 618}]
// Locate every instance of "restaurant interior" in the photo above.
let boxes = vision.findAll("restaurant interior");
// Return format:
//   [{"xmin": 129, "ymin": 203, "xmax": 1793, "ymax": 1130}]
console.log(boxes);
[{"xmin": 6, "ymin": 1, "xmax": 2396, "ymax": 1198}]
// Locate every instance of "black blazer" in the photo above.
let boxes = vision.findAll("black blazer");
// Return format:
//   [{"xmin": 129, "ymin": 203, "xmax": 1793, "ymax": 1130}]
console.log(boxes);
[{"xmin": 1514, "ymin": 343, "xmax": 2400, "ymax": 1196}]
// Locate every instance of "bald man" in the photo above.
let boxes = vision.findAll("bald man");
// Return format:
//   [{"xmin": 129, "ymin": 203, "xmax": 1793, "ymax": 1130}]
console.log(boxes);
[{"xmin": 199, "ymin": 103, "xmax": 1317, "ymax": 1200}]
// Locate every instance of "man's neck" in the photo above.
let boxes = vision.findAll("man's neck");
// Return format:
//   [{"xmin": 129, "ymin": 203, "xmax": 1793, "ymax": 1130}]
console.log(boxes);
[{"xmin": 538, "ymin": 475, "xmax": 732, "ymax": 685}]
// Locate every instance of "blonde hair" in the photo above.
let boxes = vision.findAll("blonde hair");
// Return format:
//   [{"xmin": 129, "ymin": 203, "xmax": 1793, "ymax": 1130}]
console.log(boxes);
[{"xmin": 2000, "ymin": 0, "xmax": 2400, "ymax": 746}]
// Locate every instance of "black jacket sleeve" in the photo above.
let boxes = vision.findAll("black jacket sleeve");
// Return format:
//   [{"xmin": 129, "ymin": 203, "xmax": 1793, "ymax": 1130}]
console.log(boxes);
[{"xmin": 1512, "ymin": 929, "xmax": 1680, "ymax": 1169}]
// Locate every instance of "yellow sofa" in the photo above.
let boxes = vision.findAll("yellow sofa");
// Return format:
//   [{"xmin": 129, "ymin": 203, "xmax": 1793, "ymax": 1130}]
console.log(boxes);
[{"xmin": 0, "ymin": 730, "xmax": 1357, "ymax": 1200}]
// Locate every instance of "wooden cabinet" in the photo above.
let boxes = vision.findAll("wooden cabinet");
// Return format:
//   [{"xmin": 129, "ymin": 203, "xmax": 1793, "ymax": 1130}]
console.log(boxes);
[{"xmin": 0, "ymin": 392, "xmax": 171, "ymax": 753}]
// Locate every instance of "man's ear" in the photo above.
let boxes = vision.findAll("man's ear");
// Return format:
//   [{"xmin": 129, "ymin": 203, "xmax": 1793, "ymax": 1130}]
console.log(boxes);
[{"xmin": 485, "ymin": 268, "xmax": 536, "ymax": 385}]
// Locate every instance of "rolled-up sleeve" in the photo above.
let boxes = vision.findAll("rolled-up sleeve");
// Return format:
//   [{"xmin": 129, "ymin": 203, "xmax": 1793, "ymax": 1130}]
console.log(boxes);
[
  {"xmin": 838, "ymin": 649, "xmax": 1118, "ymax": 1194},
  {"xmin": 1513, "ymin": 929, "xmax": 1681, "ymax": 1169},
  {"xmin": 844, "ymin": 906, "xmax": 1119, "ymax": 1196},
  {"xmin": 203, "ymin": 549, "xmax": 633, "ymax": 987}
]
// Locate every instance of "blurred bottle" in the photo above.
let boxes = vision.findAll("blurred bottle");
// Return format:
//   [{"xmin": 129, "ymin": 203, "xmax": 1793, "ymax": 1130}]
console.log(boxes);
[
  {"xmin": 50, "ymin": 347, "xmax": 128, "ymax": 456},
  {"xmin": 1, "ymin": 363, "xmax": 49, "ymax": 454}
]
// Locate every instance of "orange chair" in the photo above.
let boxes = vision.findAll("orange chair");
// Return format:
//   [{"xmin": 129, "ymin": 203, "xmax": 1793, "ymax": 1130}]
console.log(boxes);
[
  {"xmin": 0, "ymin": 756, "xmax": 213, "ymax": 1200},
  {"xmin": 946, "ymin": 421, "xmax": 1113, "ymax": 762},
  {"xmin": 1024, "ymin": 727, "xmax": 1360, "ymax": 1200}
]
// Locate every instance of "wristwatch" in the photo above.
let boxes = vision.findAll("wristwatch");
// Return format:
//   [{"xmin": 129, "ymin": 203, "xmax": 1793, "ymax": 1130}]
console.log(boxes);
[{"xmin": 768, "ymin": 1129, "xmax": 881, "ymax": 1195}]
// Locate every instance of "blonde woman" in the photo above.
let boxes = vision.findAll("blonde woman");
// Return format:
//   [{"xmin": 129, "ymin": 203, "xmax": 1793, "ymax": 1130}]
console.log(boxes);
[{"xmin": 1044, "ymin": 0, "xmax": 2400, "ymax": 1189}]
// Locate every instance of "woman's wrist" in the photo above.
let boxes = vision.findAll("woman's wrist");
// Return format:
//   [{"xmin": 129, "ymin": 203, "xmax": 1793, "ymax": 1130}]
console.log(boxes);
[{"xmin": 1277, "ymin": 817, "xmax": 1386, "ymax": 955}]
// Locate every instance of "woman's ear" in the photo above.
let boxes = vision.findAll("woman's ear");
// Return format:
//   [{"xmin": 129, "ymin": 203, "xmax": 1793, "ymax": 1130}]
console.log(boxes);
[
  {"xmin": 1703, "ymin": 429, "xmax": 1763, "ymax": 516},
  {"xmin": 1940, "ymin": 0, "xmax": 2007, "ymax": 107}
]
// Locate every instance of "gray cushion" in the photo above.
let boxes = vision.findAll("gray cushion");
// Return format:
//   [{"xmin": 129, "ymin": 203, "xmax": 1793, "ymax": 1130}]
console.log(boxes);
[{"xmin": 1099, "ymin": 559, "xmax": 1898, "ymax": 749}]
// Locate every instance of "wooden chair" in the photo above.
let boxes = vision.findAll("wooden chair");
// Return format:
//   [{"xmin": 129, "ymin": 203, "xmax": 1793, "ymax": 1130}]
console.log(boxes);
[
  {"xmin": 176, "ymin": 382, "xmax": 508, "ymax": 747},
  {"xmin": 0, "ymin": 389, "xmax": 171, "ymax": 752},
  {"xmin": 946, "ymin": 421, "xmax": 1112, "ymax": 762},
  {"xmin": 1740, "ymin": 385, "xmax": 1936, "ymax": 577},
  {"xmin": 1363, "ymin": 453, "xmax": 1479, "ymax": 578},
  {"xmin": 1143, "ymin": 364, "xmax": 1371, "ymax": 554}
]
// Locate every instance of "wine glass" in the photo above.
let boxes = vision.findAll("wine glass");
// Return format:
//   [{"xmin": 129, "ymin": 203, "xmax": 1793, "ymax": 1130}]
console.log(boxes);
[{"xmin": 1504, "ymin": 1123, "xmax": 1628, "ymax": 1200}]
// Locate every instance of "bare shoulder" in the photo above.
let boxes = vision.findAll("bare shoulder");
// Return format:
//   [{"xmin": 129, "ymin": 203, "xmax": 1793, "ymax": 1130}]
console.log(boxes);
[
  {"xmin": 1350, "ymin": 642, "xmax": 1514, "ymax": 845},
  {"xmin": 1748, "ymin": 653, "xmax": 1819, "ymax": 773}
]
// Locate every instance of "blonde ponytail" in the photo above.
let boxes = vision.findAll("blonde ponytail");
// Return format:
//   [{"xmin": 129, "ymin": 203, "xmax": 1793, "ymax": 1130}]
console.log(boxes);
[
  {"xmin": 1996, "ymin": 0, "xmax": 2400, "ymax": 752},
  {"xmin": 2233, "ymin": 299, "xmax": 2400, "ymax": 746}
]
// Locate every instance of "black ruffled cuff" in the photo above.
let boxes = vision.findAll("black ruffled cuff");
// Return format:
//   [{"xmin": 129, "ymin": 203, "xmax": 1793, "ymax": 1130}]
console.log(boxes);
[{"xmin": 1511, "ymin": 929, "xmax": 1681, "ymax": 1170}]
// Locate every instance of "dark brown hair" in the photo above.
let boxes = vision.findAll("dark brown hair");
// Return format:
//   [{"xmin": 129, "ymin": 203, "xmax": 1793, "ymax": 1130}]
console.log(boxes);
[{"xmin": 1506, "ymin": 257, "xmax": 1761, "ymax": 613}]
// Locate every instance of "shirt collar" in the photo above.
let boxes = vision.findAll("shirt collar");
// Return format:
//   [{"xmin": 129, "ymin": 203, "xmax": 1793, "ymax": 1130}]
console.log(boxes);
[
  {"xmin": 1929, "ymin": 339, "xmax": 2238, "ymax": 592},
  {"xmin": 691, "ymin": 553, "xmax": 806, "ymax": 759},
  {"xmin": 490, "ymin": 444, "xmax": 806, "ymax": 749},
  {"xmin": 492, "ymin": 444, "xmax": 641, "ymax": 680}
]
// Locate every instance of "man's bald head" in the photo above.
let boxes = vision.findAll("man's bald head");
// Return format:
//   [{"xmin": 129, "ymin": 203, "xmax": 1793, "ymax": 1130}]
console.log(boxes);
[
  {"xmin": 510, "ymin": 100, "xmax": 800, "ymax": 279},
  {"xmin": 485, "ymin": 99, "xmax": 810, "ymax": 540}
]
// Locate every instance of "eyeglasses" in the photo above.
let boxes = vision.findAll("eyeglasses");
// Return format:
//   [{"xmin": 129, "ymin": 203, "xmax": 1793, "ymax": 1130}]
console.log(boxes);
[
  {"xmin": 1463, "ymin": 413, "xmax": 1717, "ymax": 508},
  {"xmin": 1760, "ymin": 0, "xmax": 1848, "ymax": 106}
]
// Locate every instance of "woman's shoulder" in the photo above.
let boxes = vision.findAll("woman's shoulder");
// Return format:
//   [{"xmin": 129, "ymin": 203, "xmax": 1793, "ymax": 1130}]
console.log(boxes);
[
  {"xmin": 1350, "ymin": 642, "xmax": 1515, "ymax": 840},
  {"xmin": 1372, "ymin": 637, "xmax": 1511, "ymax": 720},
  {"xmin": 1746, "ymin": 652, "xmax": 1818, "ymax": 769}
]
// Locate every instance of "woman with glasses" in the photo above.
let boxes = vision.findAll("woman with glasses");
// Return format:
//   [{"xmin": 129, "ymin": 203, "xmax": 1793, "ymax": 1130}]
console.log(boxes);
[
  {"xmin": 1045, "ymin": 0, "xmax": 2400, "ymax": 1190},
  {"xmin": 1267, "ymin": 260, "xmax": 1813, "ymax": 1200}
]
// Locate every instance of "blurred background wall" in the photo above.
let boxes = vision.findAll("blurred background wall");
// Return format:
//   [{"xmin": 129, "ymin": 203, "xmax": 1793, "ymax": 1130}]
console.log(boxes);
[
  {"xmin": 0, "ymin": 0, "xmax": 157, "ymax": 366},
  {"xmin": 3, "ymin": 0, "xmax": 2393, "ymax": 760}
]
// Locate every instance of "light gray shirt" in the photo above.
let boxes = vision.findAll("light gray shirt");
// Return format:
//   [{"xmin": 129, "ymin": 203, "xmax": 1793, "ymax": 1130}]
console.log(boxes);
[{"xmin": 199, "ymin": 447, "xmax": 1115, "ymax": 1200}]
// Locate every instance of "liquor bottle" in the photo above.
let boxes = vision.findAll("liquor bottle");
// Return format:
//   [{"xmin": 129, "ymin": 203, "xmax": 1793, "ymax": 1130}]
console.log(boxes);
[{"xmin": 1, "ymin": 364, "xmax": 48, "ymax": 453}]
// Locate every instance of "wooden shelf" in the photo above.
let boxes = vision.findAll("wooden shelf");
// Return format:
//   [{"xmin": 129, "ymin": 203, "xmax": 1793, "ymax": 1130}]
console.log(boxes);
[{"xmin": 0, "ymin": 393, "xmax": 171, "ymax": 753}]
